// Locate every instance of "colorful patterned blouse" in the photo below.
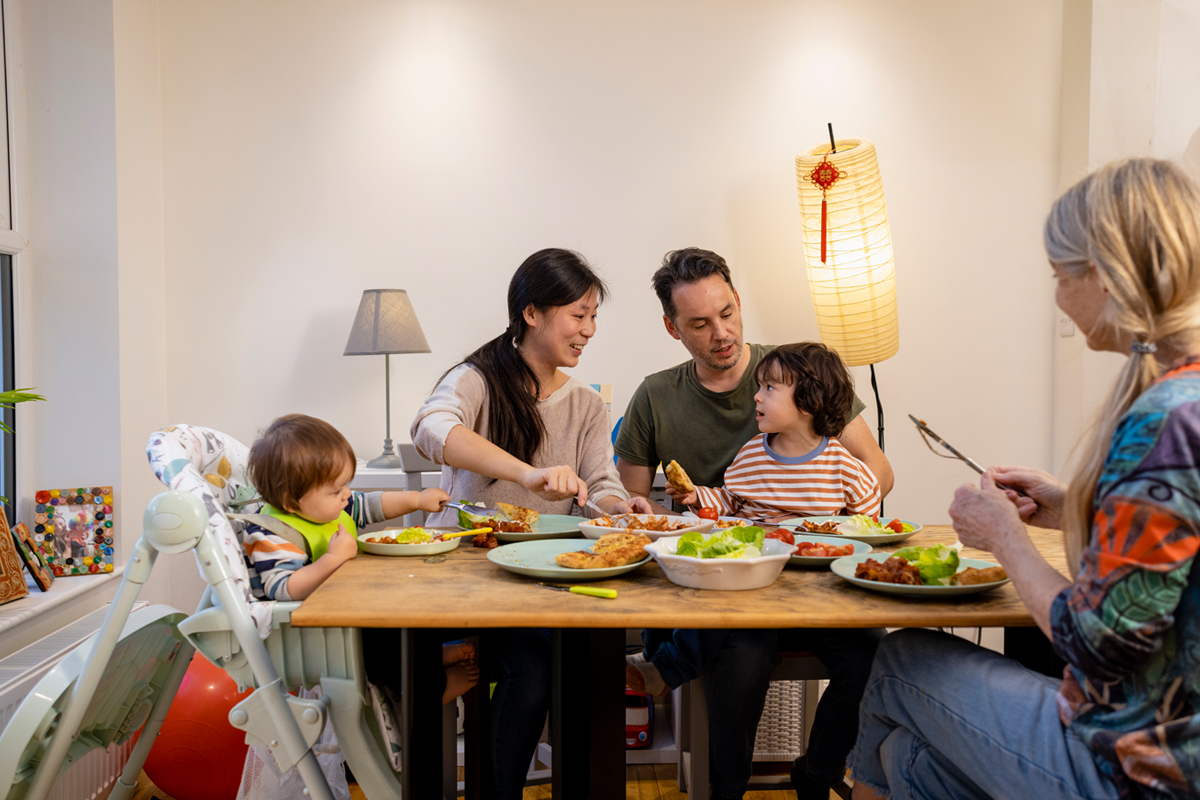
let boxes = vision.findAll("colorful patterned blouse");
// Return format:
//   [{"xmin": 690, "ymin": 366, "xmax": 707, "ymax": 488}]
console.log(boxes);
[{"xmin": 1052, "ymin": 357, "xmax": 1200, "ymax": 799}]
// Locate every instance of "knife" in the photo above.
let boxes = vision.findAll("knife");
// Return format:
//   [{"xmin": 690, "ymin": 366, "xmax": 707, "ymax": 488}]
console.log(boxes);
[{"xmin": 536, "ymin": 582, "xmax": 617, "ymax": 599}]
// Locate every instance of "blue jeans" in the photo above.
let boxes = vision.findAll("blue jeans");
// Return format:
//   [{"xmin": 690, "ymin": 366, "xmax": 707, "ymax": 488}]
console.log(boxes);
[
  {"xmin": 643, "ymin": 626, "xmax": 883, "ymax": 798},
  {"xmin": 479, "ymin": 628, "xmax": 551, "ymax": 800},
  {"xmin": 848, "ymin": 628, "xmax": 1121, "ymax": 800}
]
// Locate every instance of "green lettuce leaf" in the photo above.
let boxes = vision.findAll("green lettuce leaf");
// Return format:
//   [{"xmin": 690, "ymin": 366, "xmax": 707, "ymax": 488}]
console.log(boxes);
[{"xmin": 895, "ymin": 545, "xmax": 960, "ymax": 585}]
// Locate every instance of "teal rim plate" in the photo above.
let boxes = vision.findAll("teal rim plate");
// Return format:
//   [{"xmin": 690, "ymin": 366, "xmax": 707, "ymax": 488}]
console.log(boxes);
[
  {"xmin": 779, "ymin": 516, "xmax": 922, "ymax": 544},
  {"xmin": 459, "ymin": 513, "xmax": 584, "ymax": 542},
  {"xmin": 487, "ymin": 538, "xmax": 652, "ymax": 581},
  {"xmin": 787, "ymin": 534, "xmax": 872, "ymax": 566},
  {"xmin": 829, "ymin": 553, "xmax": 1010, "ymax": 596}
]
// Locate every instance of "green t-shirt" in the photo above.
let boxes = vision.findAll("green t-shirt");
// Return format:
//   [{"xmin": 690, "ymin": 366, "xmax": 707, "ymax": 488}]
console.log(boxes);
[{"xmin": 614, "ymin": 343, "xmax": 867, "ymax": 488}]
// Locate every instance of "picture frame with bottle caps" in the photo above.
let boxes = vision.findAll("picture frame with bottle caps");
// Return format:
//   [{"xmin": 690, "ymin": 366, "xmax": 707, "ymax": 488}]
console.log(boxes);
[{"xmin": 32, "ymin": 486, "xmax": 115, "ymax": 577}]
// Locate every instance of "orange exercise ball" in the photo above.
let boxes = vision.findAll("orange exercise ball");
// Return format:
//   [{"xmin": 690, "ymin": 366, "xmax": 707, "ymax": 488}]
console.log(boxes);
[{"xmin": 141, "ymin": 654, "xmax": 253, "ymax": 800}]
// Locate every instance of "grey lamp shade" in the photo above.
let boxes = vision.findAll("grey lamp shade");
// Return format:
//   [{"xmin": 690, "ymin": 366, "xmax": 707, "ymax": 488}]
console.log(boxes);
[{"xmin": 344, "ymin": 289, "xmax": 431, "ymax": 355}]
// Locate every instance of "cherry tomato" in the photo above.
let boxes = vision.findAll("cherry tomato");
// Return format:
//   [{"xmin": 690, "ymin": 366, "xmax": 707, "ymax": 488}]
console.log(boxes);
[
  {"xmin": 872, "ymin": 513, "xmax": 880, "ymax": 523},
  {"xmin": 886, "ymin": 518, "xmax": 905, "ymax": 533},
  {"xmin": 765, "ymin": 529, "xmax": 795, "ymax": 545},
  {"xmin": 697, "ymin": 507, "xmax": 719, "ymax": 521}
]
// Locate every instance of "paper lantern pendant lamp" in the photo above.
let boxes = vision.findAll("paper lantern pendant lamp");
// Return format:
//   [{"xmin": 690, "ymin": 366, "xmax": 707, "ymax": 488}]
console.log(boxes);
[{"xmin": 795, "ymin": 138, "xmax": 899, "ymax": 367}]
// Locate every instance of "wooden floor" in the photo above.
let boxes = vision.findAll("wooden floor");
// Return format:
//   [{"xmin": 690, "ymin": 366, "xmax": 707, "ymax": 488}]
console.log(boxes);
[{"xmin": 131, "ymin": 765, "xmax": 822, "ymax": 799}]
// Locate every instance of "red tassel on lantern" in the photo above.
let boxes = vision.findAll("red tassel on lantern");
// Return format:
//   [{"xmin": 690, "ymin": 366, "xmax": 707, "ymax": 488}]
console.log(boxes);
[{"xmin": 805, "ymin": 155, "xmax": 843, "ymax": 264}]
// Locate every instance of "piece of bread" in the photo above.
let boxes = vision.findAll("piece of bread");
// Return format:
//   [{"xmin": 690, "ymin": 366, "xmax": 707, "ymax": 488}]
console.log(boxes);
[
  {"xmin": 664, "ymin": 459, "xmax": 694, "ymax": 494},
  {"xmin": 952, "ymin": 566, "xmax": 1008, "ymax": 585},
  {"xmin": 495, "ymin": 502, "xmax": 540, "ymax": 530}
]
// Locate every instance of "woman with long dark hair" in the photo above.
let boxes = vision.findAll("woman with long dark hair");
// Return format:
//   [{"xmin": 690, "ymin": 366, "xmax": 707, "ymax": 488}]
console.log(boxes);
[{"xmin": 412, "ymin": 247, "xmax": 649, "ymax": 798}]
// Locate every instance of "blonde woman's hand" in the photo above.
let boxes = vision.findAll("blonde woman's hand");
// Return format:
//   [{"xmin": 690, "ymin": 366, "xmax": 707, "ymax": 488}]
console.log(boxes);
[
  {"xmin": 948, "ymin": 473, "xmax": 1029, "ymax": 555},
  {"xmin": 989, "ymin": 466, "xmax": 1066, "ymax": 530},
  {"xmin": 521, "ymin": 465, "xmax": 588, "ymax": 506},
  {"xmin": 418, "ymin": 487, "xmax": 450, "ymax": 513}
]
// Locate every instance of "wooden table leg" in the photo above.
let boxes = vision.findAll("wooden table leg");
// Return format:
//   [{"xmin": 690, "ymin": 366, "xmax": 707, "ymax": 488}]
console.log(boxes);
[
  {"xmin": 551, "ymin": 628, "xmax": 625, "ymax": 799},
  {"xmin": 401, "ymin": 628, "xmax": 448, "ymax": 799}
]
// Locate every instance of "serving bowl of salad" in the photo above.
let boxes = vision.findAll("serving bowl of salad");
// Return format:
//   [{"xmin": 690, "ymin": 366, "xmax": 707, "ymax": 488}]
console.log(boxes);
[{"xmin": 645, "ymin": 526, "xmax": 797, "ymax": 590}]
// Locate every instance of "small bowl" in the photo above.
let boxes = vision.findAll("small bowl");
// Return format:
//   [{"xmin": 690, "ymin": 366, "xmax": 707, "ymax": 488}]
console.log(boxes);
[
  {"xmin": 578, "ymin": 514, "xmax": 714, "ymax": 542},
  {"xmin": 645, "ymin": 535, "xmax": 797, "ymax": 590}
]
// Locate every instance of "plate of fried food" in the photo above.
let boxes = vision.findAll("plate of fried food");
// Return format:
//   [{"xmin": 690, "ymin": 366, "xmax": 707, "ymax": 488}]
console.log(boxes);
[
  {"xmin": 358, "ymin": 527, "xmax": 463, "ymax": 556},
  {"xmin": 780, "ymin": 515, "xmax": 922, "ymax": 545},
  {"xmin": 455, "ymin": 500, "xmax": 581, "ymax": 542},
  {"xmin": 486, "ymin": 533, "xmax": 653, "ymax": 581},
  {"xmin": 830, "ymin": 546, "xmax": 1009, "ymax": 596},
  {"xmin": 579, "ymin": 513, "xmax": 714, "ymax": 541}
]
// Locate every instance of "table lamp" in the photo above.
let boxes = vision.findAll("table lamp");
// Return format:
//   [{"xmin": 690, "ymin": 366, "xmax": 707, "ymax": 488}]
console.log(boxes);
[
  {"xmin": 795, "ymin": 130, "xmax": 899, "ymax": 452},
  {"xmin": 344, "ymin": 289, "xmax": 430, "ymax": 468}
]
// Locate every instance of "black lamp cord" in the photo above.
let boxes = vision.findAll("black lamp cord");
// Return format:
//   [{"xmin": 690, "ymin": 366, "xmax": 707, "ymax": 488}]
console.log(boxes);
[{"xmin": 870, "ymin": 362, "xmax": 884, "ymax": 516}]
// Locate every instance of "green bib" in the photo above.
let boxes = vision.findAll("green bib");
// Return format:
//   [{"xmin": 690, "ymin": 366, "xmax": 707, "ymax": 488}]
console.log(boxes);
[{"xmin": 263, "ymin": 505, "xmax": 356, "ymax": 562}]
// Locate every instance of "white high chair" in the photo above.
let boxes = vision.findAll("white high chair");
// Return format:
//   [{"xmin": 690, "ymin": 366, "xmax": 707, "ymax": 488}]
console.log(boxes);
[{"xmin": 0, "ymin": 425, "xmax": 438, "ymax": 800}]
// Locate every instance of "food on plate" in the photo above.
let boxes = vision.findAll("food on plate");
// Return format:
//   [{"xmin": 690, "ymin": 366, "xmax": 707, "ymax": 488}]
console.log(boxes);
[
  {"xmin": 765, "ymin": 529, "xmax": 795, "ymax": 545},
  {"xmin": 798, "ymin": 519, "xmax": 842, "ymax": 534},
  {"xmin": 675, "ymin": 527, "xmax": 765, "ymax": 560},
  {"xmin": 495, "ymin": 502, "xmax": 539, "ymax": 529},
  {"xmin": 456, "ymin": 501, "xmax": 537, "ymax": 532},
  {"xmin": 364, "ymin": 527, "xmax": 433, "ymax": 545},
  {"xmin": 716, "ymin": 518, "xmax": 753, "ymax": 528},
  {"xmin": 555, "ymin": 532, "xmax": 651, "ymax": 569},
  {"xmin": 664, "ymin": 459, "xmax": 695, "ymax": 494},
  {"xmin": 590, "ymin": 514, "xmax": 697, "ymax": 533},
  {"xmin": 835, "ymin": 514, "xmax": 917, "ymax": 537},
  {"xmin": 472, "ymin": 530, "xmax": 499, "ymax": 549},
  {"xmin": 697, "ymin": 507, "xmax": 720, "ymax": 521},
  {"xmin": 953, "ymin": 565, "xmax": 1008, "ymax": 585},
  {"xmin": 795, "ymin": 541, "xmax": 854, "ymax": 558},
  {"xmin": 893, "ymin": 545, "xmax": 960, "ymax": 585},
  {"xmin": 854, "ymin": 556, "xmax": 922, "ymax": 585}
]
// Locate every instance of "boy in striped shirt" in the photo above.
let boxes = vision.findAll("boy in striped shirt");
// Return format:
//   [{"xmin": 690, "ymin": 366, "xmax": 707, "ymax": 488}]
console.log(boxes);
[{"xmin": 677, "ymin": 341, "xmax": 881, "ymax": 520}]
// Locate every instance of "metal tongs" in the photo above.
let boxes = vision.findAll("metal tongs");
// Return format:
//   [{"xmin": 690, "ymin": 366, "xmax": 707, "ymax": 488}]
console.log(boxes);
[{"xmin": 442, "ymin": 500, "xmax": 505, "ymax": 517}]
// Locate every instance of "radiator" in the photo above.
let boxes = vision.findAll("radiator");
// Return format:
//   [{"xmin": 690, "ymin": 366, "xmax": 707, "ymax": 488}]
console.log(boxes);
[{"xmin": 0, "ymin": 603, "xmax": 147, "ymax": 800}]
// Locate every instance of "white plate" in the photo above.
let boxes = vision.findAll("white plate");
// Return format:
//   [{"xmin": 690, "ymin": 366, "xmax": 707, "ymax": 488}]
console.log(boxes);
[
  {"xmin": 579, "ymin": 514, "xmax": 714, "ymax": 542},
  {"xmin": 780, "ymin": 516, "xmax": 922, "ymax": 545},
  {"xmin": 486, "ymin": 538, "xmax": 652, "ymax": 581},
  {"xmin": 357, "ymin": 529, "xmax": 462, "ymax": 557},
  {"xmin": 787, "ymin": 534, "xmax": 872, "ymax": 566},
  {"xmin": 829, "ymin": 553, "xmax": 1011, "ymax": 596},
  {"xmin": 645, "ymin": 535, "xmax": 796, "ymax": 590},
  {"xmin": 455, "ymin": 513, "xmax": 583, "ymax": 542}
]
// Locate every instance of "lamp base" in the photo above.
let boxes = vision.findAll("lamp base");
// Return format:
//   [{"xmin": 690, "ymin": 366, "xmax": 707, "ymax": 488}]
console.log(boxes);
[{"xmin": 366, "ymin": 440, "xmax": 403, "ymax": 470}]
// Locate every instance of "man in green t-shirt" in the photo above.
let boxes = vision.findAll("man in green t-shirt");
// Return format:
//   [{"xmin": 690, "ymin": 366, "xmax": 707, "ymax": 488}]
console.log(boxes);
[{"xmin": 614, "ymin": 247, "xmax": 891, "ymax": 800}]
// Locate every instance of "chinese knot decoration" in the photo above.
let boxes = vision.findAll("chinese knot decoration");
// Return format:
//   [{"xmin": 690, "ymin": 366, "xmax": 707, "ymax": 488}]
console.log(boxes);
[{"xmin": 804, "ymin": 154, "xmax": 844, "ymax": 263}]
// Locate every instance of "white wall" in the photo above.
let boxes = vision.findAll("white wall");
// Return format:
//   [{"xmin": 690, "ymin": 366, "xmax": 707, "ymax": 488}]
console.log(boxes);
[
  {"xmin": 1051, "ymin": 0, "xmax": 1200, "ymax": 476},
  {"xmin": 19, "ymin": 0, "xmax": 123, "ymax": 538},
  {"xmin": 154, "ymin": 0, "xmax": 1064, "ymax": 529}
]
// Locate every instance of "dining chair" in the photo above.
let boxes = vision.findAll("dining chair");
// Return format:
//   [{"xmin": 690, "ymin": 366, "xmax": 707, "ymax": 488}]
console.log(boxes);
[{"xmin": 679, "ymin": 651, "xmax": 851, "ymax": 800}]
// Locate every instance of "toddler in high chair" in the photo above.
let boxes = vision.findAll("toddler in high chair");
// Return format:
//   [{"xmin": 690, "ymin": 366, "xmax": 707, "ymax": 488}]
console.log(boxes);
[{"xmin": 243, "ymin": 413, "xmax": 478, "ymax": 704}]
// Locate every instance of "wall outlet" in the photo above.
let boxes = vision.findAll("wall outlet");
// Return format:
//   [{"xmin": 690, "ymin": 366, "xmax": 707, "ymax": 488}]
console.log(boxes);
[{"xmin": 1058, "ymin": 316, "xmax": 1076, "ymax": 336}]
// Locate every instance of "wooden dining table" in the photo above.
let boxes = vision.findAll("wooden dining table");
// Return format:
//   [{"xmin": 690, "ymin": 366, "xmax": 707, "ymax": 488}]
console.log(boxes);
[{"xmin": 291, "ymin": 524, "xmax": 1068, "ymax": 799}]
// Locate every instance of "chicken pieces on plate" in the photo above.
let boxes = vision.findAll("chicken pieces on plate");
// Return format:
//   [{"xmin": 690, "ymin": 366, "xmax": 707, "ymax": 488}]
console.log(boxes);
[{"xmin": 555, "ymin": 532, "xmax": 651, "ymax": 569}]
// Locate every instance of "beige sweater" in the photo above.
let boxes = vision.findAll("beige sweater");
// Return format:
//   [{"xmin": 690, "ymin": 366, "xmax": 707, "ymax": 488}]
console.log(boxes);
[{"xmin": 410, "ymin": 364, "xmax": 629, "ymax": 526}]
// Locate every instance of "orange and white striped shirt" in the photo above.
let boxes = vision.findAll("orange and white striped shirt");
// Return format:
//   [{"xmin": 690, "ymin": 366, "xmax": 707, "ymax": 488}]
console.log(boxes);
[{"xmin": 694, "ymin": 434, "xmax": 880, "ymax": 520}]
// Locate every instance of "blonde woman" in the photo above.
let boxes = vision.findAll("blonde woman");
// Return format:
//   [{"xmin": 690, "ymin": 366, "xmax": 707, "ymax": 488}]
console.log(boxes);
[{"xmin": 848, "ymin": 159, "xmax": 1200, "ymax": 800}]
